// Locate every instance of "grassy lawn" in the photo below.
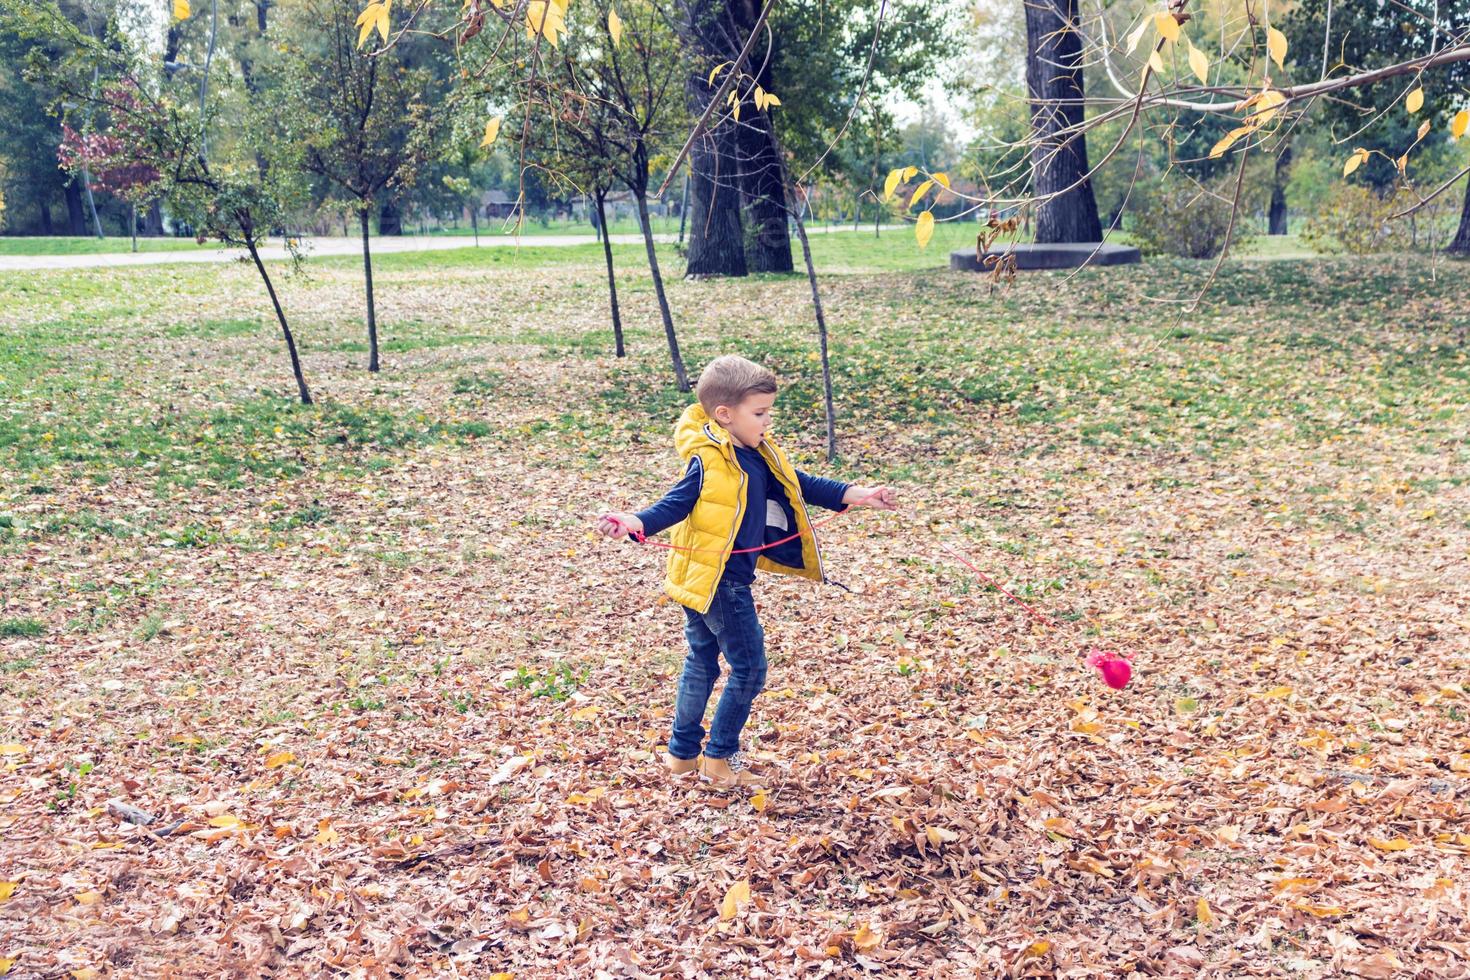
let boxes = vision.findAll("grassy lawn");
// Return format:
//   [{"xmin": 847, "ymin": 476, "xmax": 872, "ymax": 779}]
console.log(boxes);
[
  {"xmin": 0, "ymin": 234, "xmax": 1467, "ymax": 976},
  {"xmin": 0, "ymin": 235, "xmax": 223, "ymax": 256}
]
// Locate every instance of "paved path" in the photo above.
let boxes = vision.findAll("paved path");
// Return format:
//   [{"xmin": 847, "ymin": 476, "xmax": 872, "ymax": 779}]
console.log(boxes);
[{"xmin": 0, "ymin": 225, "xmax": 898, "ymax": 272}]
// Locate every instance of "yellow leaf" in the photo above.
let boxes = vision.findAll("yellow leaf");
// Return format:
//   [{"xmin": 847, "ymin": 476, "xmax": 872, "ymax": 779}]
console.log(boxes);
[
  {"xmin": 1406, "ymin": 87, "xmax": 1424, "ymax": 114},
  {"xmin": 1291, "ymin": 901, "xmax": 1346, "ymax": 917},
  {"xmin": 1023, "ymin": 940, "xmax": 1051, "ymax": 958},
  {"xmin": 925, "ymin": 825, "xmax": 959, "ymax": 846},
  {"xmin": 853, "ymin": 922, "xmax": 882, "ymax": 950},
  {"xmin": 1343, "ymin": 148, "xmax": 1367, "ymax": 176},
  {"xmin": 264, "ymin": 751, "xmax": 295, "ymax": 769},
  {"xmin": 1126, "ymin": 18, "xmax": 1149, "ymax": 55},
  {"xmin": 751, "ymin": 790, "xmax": 768, "ymax": 812},
  {"xmin": 707, "ymin": 62, "xmax": 727, "ymax": 87},
  {"xmin": 208, "ymin": 814, "xmax": 241, "ymax": 828},
  {"xmin": 566, "ymin": 787, "xmax": 606, "ymax": 805},
  {"xmin": 571, "ymin": 704, "xmax": 599, "ymax": 721},
  {"xmin": 355, "ymin": 2, "xmax": 387, "ymax": 48},
  {"xmin": 931, "ymin": 171, "xmax": 950, "ymax": 188},
  {"xmin": 1259, "ymin": 685, "xmax": 1293, "ymax": 700},
  {"xmin": 914, "ymin": 210, "xmax": 935, "ymax": 249},
  {"xmin": 1452, "ymin": 108, "xmax": 1468, "ymax": 139},
  {"xmin": 0, "ymin": 745, "xmax": 24, "ymax": 756},
  {"xmin": 908, "ymin": 179, "xmax": 934, "ymax": 209},
  {"xmin": 1417, "ymin": 119, "xmax": 1431, "ymax": 141},
  {"xmin": 70, "ymin": 971, "xmax": 99, "ymax": 980},
  {"xmin": 882, "ymin": 168, "xmax": 903, "ymax": 202},
  {"xmin": 1153, "ymin": 12, "xmax": 1180, "ymax": 43},
  {"xmin": 1368, "ymin": 837, "xmax": 1411, "ymax": 852},
  {"xmin": 1209, "ymin": 126, "xmax": 1251, "ymax": 159},
  {"xmin": 720, "ymin": 879, "xmax": 750, "ymax": 920},
  {"xmin": 901, "ymin": 165, "xmax": 918, "ymax": 181},
  {"xmin": 1196, "ymin": 897, "xmax": 1216, "ymax": 927},
  {"xmin": 1188, "ymin": 42, "xmax": 1210, "ymax": 84},
  {"xmin": 1266, "ymin": 26, "xmax": 1287, "ymax": 71},
  {"xmin": 489, "ymin": 974, "xmax": 514, "ymax": 980},
  {"xmin": 480, "ymin": 116, "xmax": 502, "ymax": 148},
  {"xmin": 314, "ymin": 819, "xmax": 340, "ymax": 844},
  {"xmin": 75, "ymin": 890, "xmax": 103, "ymax": 905},
  {"xmin": 526, "ymin": 0, "xmax": 565, "ymax": 47},
  {"xmin": 173, "ymin": 0, "xmax": 190, "ymax": 20},
  {"xmin": 0, "ymin": 882, "xmax": 16, "ymax": 901},
  {"xmin": 1248, "ymin": 89, "xmax": 1287, "ymax": 125},
  {"xmin": 753, "ymin": 85, "xmax": 766, "ymax": 111},
  {"xmin": 0, "ymin": 956, "xmax": 15, "ymax": 974},
  {"xmin": 607, "ymin": 7, "xmax": 622, "ymax": 48},
  {"xmin": 1148, "ymin": 49, "xmax": 1164, "ymax": 74},
  {"xmin": 763, "ymin": 92, "xmax": 781, "ymax": 108}
]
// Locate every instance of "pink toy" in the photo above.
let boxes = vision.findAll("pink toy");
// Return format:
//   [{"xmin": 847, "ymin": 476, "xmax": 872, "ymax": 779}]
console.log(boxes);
[{"xmin": 1086, "ymin": 648, "xmax": 1133, "ymax": 690}]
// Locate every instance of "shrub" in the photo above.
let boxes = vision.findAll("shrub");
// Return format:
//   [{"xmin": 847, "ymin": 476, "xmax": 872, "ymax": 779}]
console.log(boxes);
[
  {"xmin": 1300, "ymin": 182, "xmax": 1455, "ymax": 255},
  {"xmin": 1129, "ymin": 178, "xmax": 1256, "ymax": 259}
]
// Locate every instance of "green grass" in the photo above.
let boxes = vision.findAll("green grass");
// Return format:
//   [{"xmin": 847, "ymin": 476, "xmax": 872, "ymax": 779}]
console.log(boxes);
[
  {"xmin": 0, "ymin": 617, "xmax": 45, "ymax": 638},
  {"xmin": 0, "ymin": 236, "xmax": 222, "ymax": 256}
]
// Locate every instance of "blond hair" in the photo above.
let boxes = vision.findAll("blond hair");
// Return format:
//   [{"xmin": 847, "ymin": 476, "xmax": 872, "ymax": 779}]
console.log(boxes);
[{"xmin": 696, "ymin": 355, "xmax": 778, "ymax": 415}]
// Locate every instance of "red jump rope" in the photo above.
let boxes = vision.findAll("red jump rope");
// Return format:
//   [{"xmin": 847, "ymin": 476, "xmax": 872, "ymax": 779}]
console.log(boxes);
[{"xmin": 600, "ymin": 489, "xmax": 1133, "ymax": 690}]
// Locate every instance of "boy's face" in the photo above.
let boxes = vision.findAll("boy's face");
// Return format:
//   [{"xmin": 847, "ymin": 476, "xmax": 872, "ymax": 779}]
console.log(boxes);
[{"xmin": 713, "ymin": 391, "xmax": 776, "ymax": 448}]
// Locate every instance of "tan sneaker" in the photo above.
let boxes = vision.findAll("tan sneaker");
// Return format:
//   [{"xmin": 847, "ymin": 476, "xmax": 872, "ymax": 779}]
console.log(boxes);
[
  {"xmin": 699, "ymin": 754, "xmax": 764, "ymax": 789},
  {"xmin": 665, "ymin": 752, "xmax": 700, "ymax": 776}
]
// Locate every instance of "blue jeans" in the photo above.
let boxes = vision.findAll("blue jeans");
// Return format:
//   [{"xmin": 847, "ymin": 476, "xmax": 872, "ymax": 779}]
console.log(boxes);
[{"xmin": 667, "ymin": 582, "xmax": 767, "ymax": 761}]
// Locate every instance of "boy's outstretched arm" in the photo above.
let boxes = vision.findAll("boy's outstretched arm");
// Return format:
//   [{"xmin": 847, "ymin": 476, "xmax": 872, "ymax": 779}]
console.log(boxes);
[
  {"xmin": 596, "ymin": 459, "xmax": 702, "ymax": 540},
  {"xmin": 796, "ymin": 470, "xmax": 899, "ymax": 512}
]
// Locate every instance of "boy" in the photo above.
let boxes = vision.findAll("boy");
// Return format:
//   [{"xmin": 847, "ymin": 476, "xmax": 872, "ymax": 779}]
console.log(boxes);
[{"xmin": 596, "ymin": 355, "xmax": 897, "ymax": 789}]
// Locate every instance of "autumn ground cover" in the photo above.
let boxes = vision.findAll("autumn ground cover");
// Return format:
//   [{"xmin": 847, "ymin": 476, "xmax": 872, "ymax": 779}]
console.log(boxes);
[{"xmin": 1, "ymin": 233, "xmax": 1468, "ymax": 978}]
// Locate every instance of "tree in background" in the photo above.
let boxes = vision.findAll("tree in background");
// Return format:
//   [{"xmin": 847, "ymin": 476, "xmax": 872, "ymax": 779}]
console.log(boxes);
[
  {"xmin": 1284, "ymin": 0, "xmax": 1470, "ymax": 253},
  {"xmin": 522, "ymin": 0, "xmax": 692, "ymax": 386},
  {"xmin": 1023, "ymin": 0, "xmax": 1101, "ymax": 243},
  {"xmin": 14, "ymin": 1, "xmax": 317, "ymax": 404},
  {"xmin": 263, "ymin": 0, "xmax": 443, "ymax": 372},
  {"xmin": 677, "ymin": 0, "xmax": 955, "ymax": 276}
]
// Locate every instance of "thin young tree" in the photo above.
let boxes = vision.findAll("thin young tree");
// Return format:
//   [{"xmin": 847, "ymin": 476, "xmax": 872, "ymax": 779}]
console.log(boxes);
[{"xmin": 264, "ymin": 0, "xmax": 440, "ymax": 372}]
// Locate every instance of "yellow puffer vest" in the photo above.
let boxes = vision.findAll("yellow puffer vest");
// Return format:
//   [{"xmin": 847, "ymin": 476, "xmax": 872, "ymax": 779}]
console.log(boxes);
[{"xmin": 663, "ymin": 404, "xmax": 824, "ymax": 613}]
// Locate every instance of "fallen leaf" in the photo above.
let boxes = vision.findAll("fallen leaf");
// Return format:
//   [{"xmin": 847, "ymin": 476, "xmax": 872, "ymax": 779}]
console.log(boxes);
[{"xmin": 720, "ymin": 879, "xmax": 750, "ymax": 920}]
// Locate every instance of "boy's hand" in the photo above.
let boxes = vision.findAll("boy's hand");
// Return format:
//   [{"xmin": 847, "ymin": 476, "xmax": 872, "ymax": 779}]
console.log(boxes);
[
  {"xmin": 844, "ymin": 486, "xmax": 898, "ymax": 511},
  {"xmin": 595, "ymin": 512, "xmax": 644, "ymax": 539}
]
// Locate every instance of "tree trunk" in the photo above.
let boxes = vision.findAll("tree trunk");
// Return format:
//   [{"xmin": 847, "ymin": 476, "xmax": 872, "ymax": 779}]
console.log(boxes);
[
  {"xmin": 144, "ymin": 200, "xmax": 165, "ymax": 236},
  {"xmin": 379, "ymin": 197, "xmax": 402, "ymax": 235},
  {"xmin": 632, "ymin": 167, "xmax": 689, "ymax": 391},
  {"xmin": 360, "ymin": 208, "xmax": 380, "ymax": 372},
  {"xmin": 470, "ymin": 207, "xmax": 479, "ymax": 247},
  {"xmin": 131, "ymin": 202, "xmax": 138, "ymax": 252},
  {"xmin": 684, "ymin": 122, "xmax": 747, "ymax": 277},
  {"xmin": 244, "ymin": 231, "xmax": 313, "ymax": 405},
  {"xmin": 1024, "ymin": 0, "xmax": 1103, "ymax": 243},
  {"xmin": 1448, "ymin": 174, "xmax": 1470, "ymax": 256},
  {"xmin": 38, "ymin": 198, "xmax": 53, "ymax": 235},
  {"xmin": 1269, "ymin": 141, "xmax": 1292, "ymax": 235},
  {"xmin": 65, "ymin": 181, "xmax": 86, "ymax": 236},
  {"xmin": 738, "ymin": 120, "xmax": 795, "ymax": 272},
  {"xmin": 681, "ymin": 0, "xmax": 747, "ymax": 278},
  {"xmin": 731, "ymin": 0, "xmax": 792, "ymax": 274},
  {"xmin": 595, "ymin": 189, "xmax": 625, "ymax": 358}
]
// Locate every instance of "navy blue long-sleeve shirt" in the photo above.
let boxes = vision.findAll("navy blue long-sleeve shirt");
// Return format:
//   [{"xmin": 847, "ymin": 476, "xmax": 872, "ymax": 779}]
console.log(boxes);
[{"xmin": 635, "ymin": 445, "xmax": 849, "ymax": 588}]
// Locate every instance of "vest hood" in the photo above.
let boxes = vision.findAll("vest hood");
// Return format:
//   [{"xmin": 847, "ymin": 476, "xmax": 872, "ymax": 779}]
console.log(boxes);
[{"xmin": 674, "ymin": 403, "xmax": 737, "ymax": 464}]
